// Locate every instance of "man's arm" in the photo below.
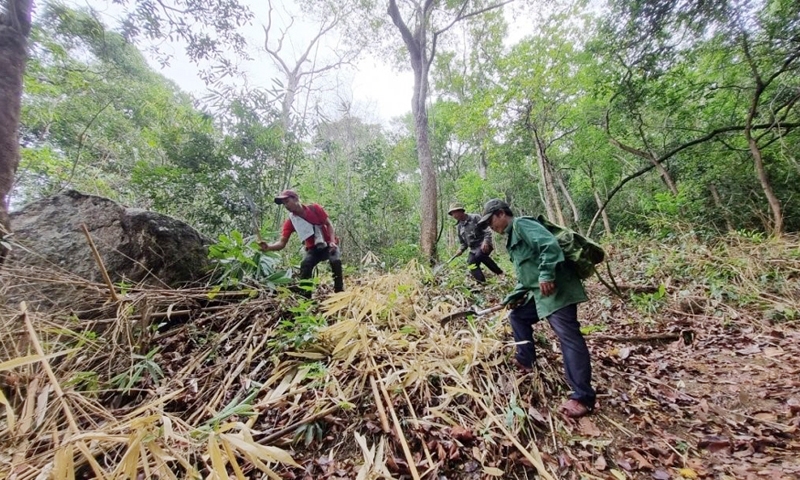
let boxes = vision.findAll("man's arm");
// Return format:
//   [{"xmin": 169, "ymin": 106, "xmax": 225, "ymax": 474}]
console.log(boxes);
[
  {"xmin": 454, "ymin": 223, "xmax": 468, "ymax": 256},
  {"xmin": 517, "ymin": 219, "xmax": 564, "ymax": 296},
  {"xmin": 259, "ymin": 236, "xmax": 289, "ymax": 252},
  {"xmin": 480, "ymin": 225, "xmax": 494, "ymax": 253},
  {"xmin": 324, "ymin": 218, "xmax": 338, "ymax": 249}
]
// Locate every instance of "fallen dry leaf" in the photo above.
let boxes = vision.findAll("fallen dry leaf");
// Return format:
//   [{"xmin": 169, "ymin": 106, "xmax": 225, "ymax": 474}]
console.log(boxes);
[
  {"xmin": 624, "ymin": 450, "xmax": 653, "ymax": 470},
  {"xmin": 679, "ymin": 467, "xmax": 699, "ymax": 479},
  {"xmin": 753, "ymin": 411, "xmax": 777, "ymax": 422},
  {"xmin": 449, "ymin": 425, "xmax": 475, "ymax": 442},
  {"xmin": 609, "ymin": 468, "xmax": 626, "ymax": 480},
  {"xmin": 578, "ymin": 417, "xmax": 602, "ymax": 437},
  {"xmin": 594, "ymin": 454, "xmax": 607, "ymax": 471},
  {"xmin": 736, "ymin": 344, "xmax": 761, "ymax": 355},
  {"xmin": 653, "ymin": 469, "xmax": 670, "ymax": 480}
]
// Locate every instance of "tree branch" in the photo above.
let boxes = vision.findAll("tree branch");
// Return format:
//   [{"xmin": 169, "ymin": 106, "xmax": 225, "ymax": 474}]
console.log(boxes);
[
  {"xmin": 587, "ymin": 121, "xmax": 800, "ymax": 236},
  {"xmin": 433, "ymin": 0, "xmax": 513, "ymax": 36},
  {"xmin": 387, "ymin": 0, "xmax": 419, "ymax": 58}
]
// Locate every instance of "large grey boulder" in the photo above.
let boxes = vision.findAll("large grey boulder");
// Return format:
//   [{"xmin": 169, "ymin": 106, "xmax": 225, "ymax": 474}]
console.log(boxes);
[{"xmin": 3, "ymin": 191, "xmax": 211, "ymax": 310}]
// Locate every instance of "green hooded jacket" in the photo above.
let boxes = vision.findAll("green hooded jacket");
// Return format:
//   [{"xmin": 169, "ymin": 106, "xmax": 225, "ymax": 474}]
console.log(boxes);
[{"xmin": 503, "ymin": 216, "xmax": 588, "ymax": 318}]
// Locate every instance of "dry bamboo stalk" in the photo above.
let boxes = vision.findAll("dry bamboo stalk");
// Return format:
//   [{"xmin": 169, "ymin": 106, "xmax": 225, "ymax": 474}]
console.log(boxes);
[
  {"xmin": 80, "ymin": 223, "xmax": 120, "ymax": 302},
  {"xmin": 22, "ymin": 303, "xmax": 109, "ymax": 479},
  {"xmin": 377, "ymin": 379, "xmax": 421, "ymax": 480},
  {"xmin": 400, "ymin": 383, "xmax": 436, "ymax": 472},
  {"xmin": 369, "ymin": 375, "xmax": 391, "ymax": 434},
  {"xmin": 22, "ymin": 303, "xmax": 79, "ymax": 433}
]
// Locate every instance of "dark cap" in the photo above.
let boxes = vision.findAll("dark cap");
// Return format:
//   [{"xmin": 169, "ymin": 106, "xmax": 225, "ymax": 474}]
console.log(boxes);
[
  {"xmin": 477, "ymin": 198, "xmax": 510, "ymax": 228},
  {"xmin": 274, "ymin": 189, "xmax": 299, "ymax": 205}
]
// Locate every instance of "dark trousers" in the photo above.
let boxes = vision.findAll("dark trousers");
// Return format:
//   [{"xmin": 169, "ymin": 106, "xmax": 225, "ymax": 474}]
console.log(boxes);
[
  {"xmin": 509, "ymin": 302, "xmax": 595, "ymax": 407},
  {"xmin": 299, "ymin": 245, "xmax": 344, "ymax": 293},
  {"xmin": 467, "ymin": 251, "xmax": 503, "ymax": 283}
]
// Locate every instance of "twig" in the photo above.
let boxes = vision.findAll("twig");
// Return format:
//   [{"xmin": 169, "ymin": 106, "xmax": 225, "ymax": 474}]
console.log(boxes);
[
  {"xmin": 259, "ymin": 393, "xmax": 364, "ymax": 445},
  {"xmin": 589, "ymin": 333, "xmax": 681, "ymax": 343},
  {"xmin": 80, "ymin": 224, "xmax": 119, "ymax": 302}
]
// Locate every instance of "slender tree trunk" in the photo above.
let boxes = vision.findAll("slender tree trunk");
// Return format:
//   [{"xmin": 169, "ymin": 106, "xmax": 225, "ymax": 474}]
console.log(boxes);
[
  {"xmin": 740, "ymin": 34, "xmax": 788, "ymax": 236},
  {"xmin": 744, "ymin": 96, "xmax": 783, "ymax": 235},
  {"xmin": 533, "ymin": 129, "xmax": 565, "ymax": 225},
  {"xmin": 593, "ymin": 189, "xmax": 612, "ymax": 236},
  {"xmin": 555, "ymin": 168, "xmax": 580, "ymax": 231},
  {"xmin": 478, "ymin": 148, "xmax": 487, "ymax": 180},
  {"xmin": 0, "ymin": 0, "xmax": 33, "ymax": 264},
  {"xmin": 653, "ymin": 155, "xmax": 678, "ymax": 195},
  {"xmin": 708, "ymin": 183, "xmax": 734, "ymax": 232}
]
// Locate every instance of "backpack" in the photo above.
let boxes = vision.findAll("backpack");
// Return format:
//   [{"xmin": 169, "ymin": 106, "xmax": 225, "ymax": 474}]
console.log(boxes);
[{"xmin": 527, "ymin": 215, "xmax": 606, "ymax": 279}]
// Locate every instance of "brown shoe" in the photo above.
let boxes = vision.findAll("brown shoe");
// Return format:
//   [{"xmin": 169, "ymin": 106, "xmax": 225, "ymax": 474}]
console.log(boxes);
[
  {"xmin": 560, "ymin": 399, "xmax": 592, "ymax": 418},
  {"xmin": 511, "ymin": 358, "xmax": 534, "ymax": 374}
]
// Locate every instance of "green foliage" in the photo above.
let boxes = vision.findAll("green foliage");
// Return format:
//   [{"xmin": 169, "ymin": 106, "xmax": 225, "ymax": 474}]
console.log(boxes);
[
  {"xmin": 268, "ymin": 300, "xmax": 327, "ymax": 351},
  {"xmin": 207, "ymin": 230, "xmax": 291, "ymax": 288},
  {"xmin": 201, "ymin": 384, "xmax": 261, "ymax": 429},
  {"xmin": 109, "ymin": 348, "xmax": 163, "ymax": 394},
  {"xmin": 631, "ymin": 284, "xmax": 668, "ymax": 315},
  {"xmin": 64, "ymin": 371, "xmax": 100, "ymax": 394}
]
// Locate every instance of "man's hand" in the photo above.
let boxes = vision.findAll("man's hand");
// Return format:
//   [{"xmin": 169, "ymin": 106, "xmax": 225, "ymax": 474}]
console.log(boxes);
[
  {"xmin": 540, "ymin": 281, "xmax": 556, "ymax": 297},
  {"xmin": 480, "ymin": 242, "xmax": 492, "ymax": 254},
  {"xmin": 328, "ymin": 242, "xmax": 338, "ymax": 254},
  {"xmin": 258, "ymin": 241, "xmax": 269, "ymax": 252},
  {"xmin": 506, "ymin": 298, "xmax": 524, "ymax": 309}
]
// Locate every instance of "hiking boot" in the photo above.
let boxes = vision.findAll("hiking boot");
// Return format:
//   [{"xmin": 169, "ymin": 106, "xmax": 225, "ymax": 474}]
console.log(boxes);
[
  {"xmin": 511, "ymin": 358, "xmax": 534, "ymax": 374},
  {"xmin": 560, "ymin": 399, "xmax": 593, "ymax": 418}
]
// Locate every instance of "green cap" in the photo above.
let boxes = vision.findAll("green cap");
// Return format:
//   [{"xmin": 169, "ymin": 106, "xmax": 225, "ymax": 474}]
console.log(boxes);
[
  {"xmin": 477, "ymin": 198, "xmax": 510, "ymax": 228},
  {"xmin": 447, "ymin": 202, "xmax": 466, "ymax": 215}
]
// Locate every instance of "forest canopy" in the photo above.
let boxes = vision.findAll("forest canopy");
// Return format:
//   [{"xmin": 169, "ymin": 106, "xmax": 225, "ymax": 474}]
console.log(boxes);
[{"xmin": 9, "ymin": 0, "xmax": 798, "ymax": 266}]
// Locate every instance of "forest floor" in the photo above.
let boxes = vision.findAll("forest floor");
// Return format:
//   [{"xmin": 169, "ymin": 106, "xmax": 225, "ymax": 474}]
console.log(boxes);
[{"xmin": 1, "ymin": 232, "xmax": 799, "ymax": 480}]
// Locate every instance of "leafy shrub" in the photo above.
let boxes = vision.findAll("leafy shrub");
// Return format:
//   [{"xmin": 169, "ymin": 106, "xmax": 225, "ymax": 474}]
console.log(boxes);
[{"xmin": 208, "ymin": 230, "xmax": 291, "ymax": 288}]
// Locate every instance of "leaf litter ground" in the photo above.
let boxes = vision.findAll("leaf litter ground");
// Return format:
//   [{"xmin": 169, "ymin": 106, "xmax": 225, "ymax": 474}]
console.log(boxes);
[{"xmin": 1, "ymin": 233, "xmax": 799, "ymax": 479}]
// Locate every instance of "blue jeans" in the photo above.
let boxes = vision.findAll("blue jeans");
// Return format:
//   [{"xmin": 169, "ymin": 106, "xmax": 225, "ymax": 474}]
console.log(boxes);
[{"xmin": 509, "ymin": 302, "xmax": 595, "ymax": 407}]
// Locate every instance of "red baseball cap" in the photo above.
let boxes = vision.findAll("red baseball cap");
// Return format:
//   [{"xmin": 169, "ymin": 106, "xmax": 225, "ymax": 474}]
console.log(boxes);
[{"xmin": 274, "ymin": 189, "xmax": 299, "ymax": 204}]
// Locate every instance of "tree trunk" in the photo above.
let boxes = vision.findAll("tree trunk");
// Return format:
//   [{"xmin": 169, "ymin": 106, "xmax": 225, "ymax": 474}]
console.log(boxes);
[
  {"xmin": 533, "ymin": 129, "xmax": 565, "ymax": 225},
  {"xmin": 387, "ymin": 0, "xmax": 439, "ymax": 263},
  {"xmin": 653, "ymin": 155, "xmax": 678, "ymax": 195},
  {"xmin": 411, "ymin": 58, "xmax": 438, "ymax": 263},
  {"xmin": 744, "ymin": 82, "xmax": 783, "ymax": 235},
  {"xmin": 593, "ymin": 189, "xmax": 612, "ymax": 236},
  {"xmin": 478, "ymin": 148, "xmax": 487, "ymax": 180},
  {"xmin": 708, "ymin": 183, "xmax": 734, "ymax": 232},
  {"xmin": 0, "ymin": 0, "xmax": 33, "ymax": 264},
  {"xmin": 555, "ymin": 168, "xmax": 580, "ymax": 231}
]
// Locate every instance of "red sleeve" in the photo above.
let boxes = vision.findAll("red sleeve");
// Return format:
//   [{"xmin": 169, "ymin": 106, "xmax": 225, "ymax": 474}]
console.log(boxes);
[{"xmin": 281, "ymin": 219, "xmax": 294, "ymax": 240}]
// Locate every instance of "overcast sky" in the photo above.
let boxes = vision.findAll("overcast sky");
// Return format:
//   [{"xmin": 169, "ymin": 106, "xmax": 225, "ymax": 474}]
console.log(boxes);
[{"xmin": 61, "ymin": 0, "xmax": 533, "ymax": 125}]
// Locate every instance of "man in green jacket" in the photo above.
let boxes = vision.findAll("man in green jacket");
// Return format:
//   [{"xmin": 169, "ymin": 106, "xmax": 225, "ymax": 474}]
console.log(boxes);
[{"xmin": 477, "ymin": 198, "xmax": 596, "ymax": 418}]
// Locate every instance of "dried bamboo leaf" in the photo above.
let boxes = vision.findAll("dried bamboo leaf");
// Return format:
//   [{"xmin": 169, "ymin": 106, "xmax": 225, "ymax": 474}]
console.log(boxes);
[
  {"xmin": 0, "ymin": 350, "xmax": 77, "ymax": 371},
  {"xmin": 220, "ymin": 432, "xmax": 301, "ymax": 467},
  {"xmin": 0, "ymin": 390, "xmax": 14, "ymax": 432},
  {"xmin": 207, "ymin": 434, "xmax": 230, "ymax": 480}
]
